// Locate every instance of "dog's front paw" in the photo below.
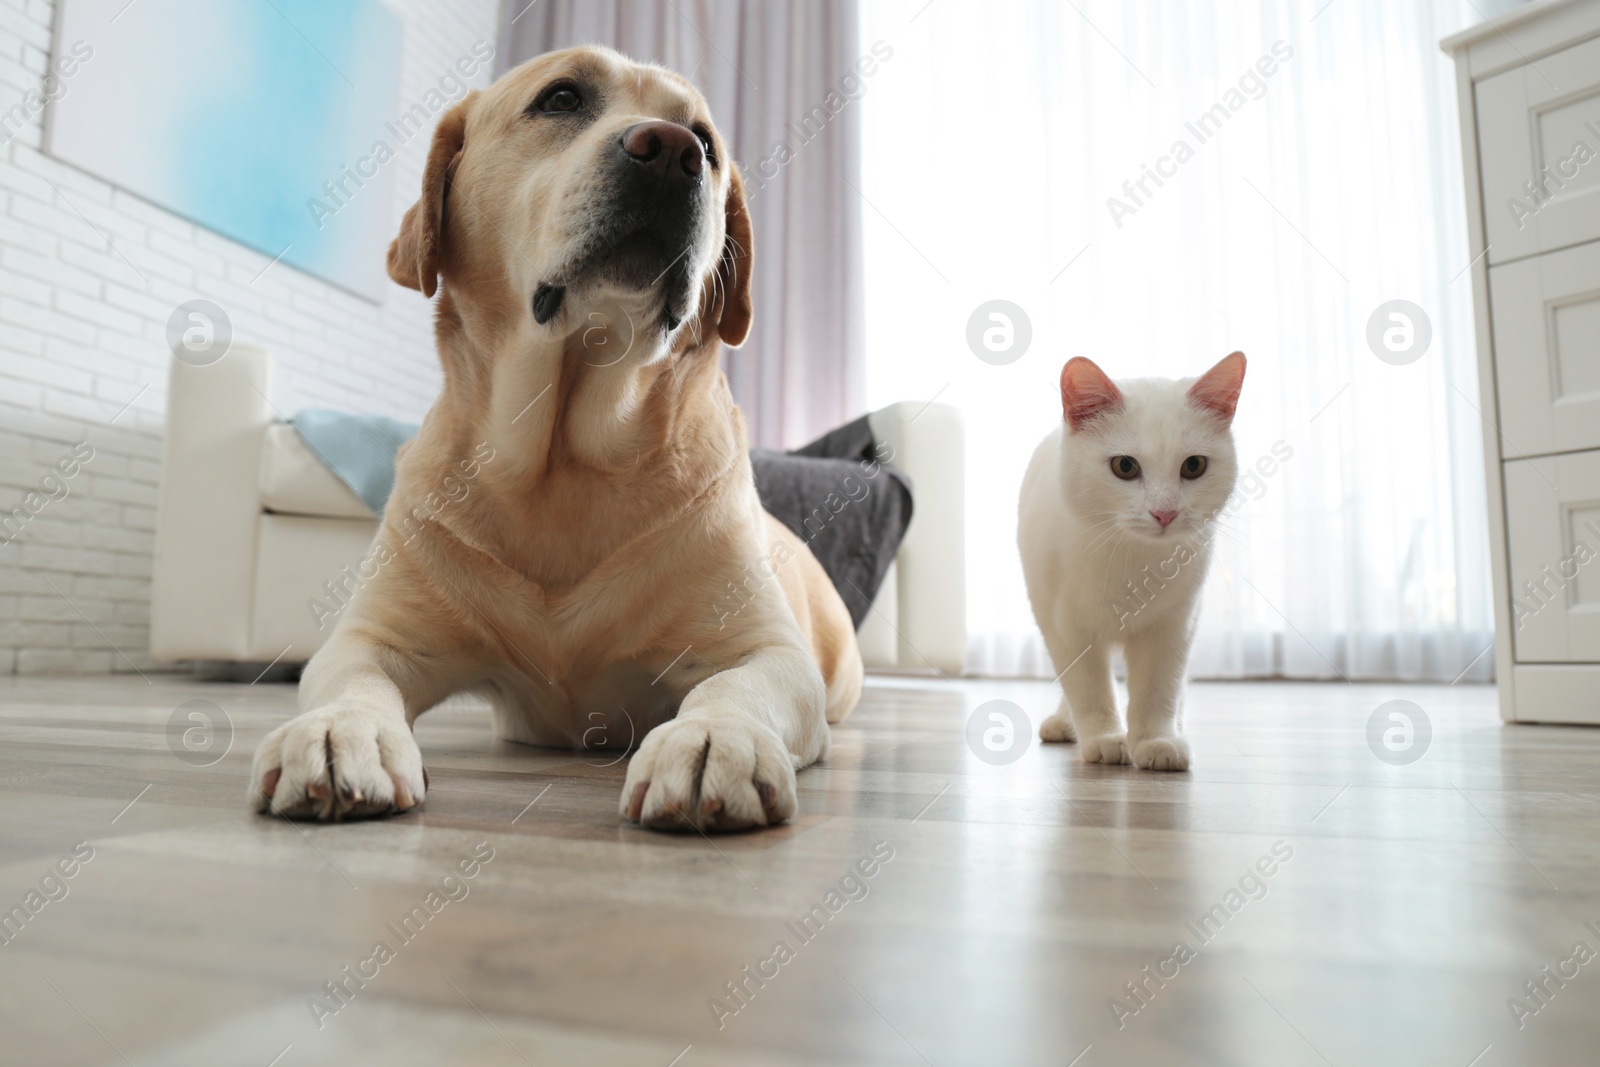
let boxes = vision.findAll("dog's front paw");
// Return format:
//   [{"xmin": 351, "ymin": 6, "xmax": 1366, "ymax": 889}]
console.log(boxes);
[
  {"xmin": 622, "ymin": 716, "xmax": 796, "ymax": 832},
  {"xmin": 249, "ymin": 705, "xmax": 426, "ymax": 821},
  {"xmin": 1132, "ymin": 736, "xmax": 1190, "ymax": 772},
  {"xmin": 1080, "ymin": 733, "xmax": 1131, "ymax": 765}
]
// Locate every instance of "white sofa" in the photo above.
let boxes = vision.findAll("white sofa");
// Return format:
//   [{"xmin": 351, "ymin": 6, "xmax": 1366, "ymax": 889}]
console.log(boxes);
[{"xmin": 150, "ymin": 346, "xmax": 966, "ymax": 674}]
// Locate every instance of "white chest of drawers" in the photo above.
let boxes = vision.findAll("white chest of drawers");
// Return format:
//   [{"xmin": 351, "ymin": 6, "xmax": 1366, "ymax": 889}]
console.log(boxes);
[{"xmin": 1446, "ymin": 0, "xmax": 1600, "ymax": 723}]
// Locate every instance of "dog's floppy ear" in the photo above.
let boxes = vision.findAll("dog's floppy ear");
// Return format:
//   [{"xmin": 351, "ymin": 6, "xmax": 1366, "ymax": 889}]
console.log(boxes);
[
  {"xmin": 387, "ymin": 92, "xmax": 476, "ymax": 297},
  {"xmin": 715, "ymin": 163, "xmax": 755, "ymax": 346}
]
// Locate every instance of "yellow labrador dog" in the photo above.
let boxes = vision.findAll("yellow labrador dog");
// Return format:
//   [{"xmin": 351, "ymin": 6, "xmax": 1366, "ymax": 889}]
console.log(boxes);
[{"xmin": 249, "ymin": 46, "xmax": 863, "ymax": 832}]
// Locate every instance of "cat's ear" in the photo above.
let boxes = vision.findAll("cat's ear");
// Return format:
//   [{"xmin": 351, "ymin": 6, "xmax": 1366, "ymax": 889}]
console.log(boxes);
[
  {"xmin": 1188, "ymin": 351, "xmax": 1247, "ymax": 423},
  {"xmin": 1060, "ymin": 357, "xmax": 1123, "ymax": 431}
]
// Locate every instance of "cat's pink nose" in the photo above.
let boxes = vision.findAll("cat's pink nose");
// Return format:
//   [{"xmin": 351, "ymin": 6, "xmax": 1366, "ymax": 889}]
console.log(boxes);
[{"xmin": 1150, "ymin": 509, "xmax": 1178, "ymax": 530}]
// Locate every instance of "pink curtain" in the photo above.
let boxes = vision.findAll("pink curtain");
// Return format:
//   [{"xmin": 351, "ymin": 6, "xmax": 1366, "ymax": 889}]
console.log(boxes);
[{"xmin": 500, "ymin": 0, "xmax": 866, "ymax": 449}]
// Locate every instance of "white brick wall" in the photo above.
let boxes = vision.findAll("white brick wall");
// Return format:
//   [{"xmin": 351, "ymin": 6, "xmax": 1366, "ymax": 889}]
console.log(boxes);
[{"xmin": 0, "ymin": 0, "xmax": 503, "ymax": 674}]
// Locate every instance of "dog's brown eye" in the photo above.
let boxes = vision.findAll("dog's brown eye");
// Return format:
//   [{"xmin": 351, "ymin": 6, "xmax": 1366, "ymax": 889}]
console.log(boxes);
[
  {"xmin": 1111, "ymin": 456, "xmax": 1141, "ymax": 480},
  {"xmin": 534, "ymin": 83, "xmax": 583, "ymax": 113},
  {"xmin": 1181, "ymin": 455, "xmax": 1208, "ymax": 479}
]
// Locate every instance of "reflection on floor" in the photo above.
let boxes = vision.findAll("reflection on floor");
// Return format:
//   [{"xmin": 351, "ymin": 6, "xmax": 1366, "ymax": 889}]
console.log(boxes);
[{"xmin": 0, "ymin": 673, "xmax": 1595, "ymax": 1066}]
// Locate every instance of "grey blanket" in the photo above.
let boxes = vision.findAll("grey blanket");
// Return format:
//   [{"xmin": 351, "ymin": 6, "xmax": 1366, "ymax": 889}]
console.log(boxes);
[{"xmin": 752, "ymin": 415, "xmax": 914, "ymax": 629}]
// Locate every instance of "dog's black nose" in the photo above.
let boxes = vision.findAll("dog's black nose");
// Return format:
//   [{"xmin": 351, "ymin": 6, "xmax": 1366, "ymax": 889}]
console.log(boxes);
[{"xmin": 619, "ymin": 121, "xmax": 704, "ymax": 180}]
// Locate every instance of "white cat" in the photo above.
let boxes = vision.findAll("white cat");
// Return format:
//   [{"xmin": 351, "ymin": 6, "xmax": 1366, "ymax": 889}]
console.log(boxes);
[{"xmin": 1017, "ymin": 353, "xmax": 1246, "ymax": 771}]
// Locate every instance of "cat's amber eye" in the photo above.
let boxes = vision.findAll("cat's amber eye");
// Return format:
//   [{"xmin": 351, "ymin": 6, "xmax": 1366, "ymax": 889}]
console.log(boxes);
[
  {"xmin": 1181, "ymin": 455, "xmax": 1208, "ymax": 479},
  {"xmin": 1110, "ymin": 456, "xmax": 1141, "ymax": 480}
]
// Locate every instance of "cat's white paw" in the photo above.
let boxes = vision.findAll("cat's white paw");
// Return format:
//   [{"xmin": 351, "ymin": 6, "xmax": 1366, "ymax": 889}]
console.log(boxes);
[
  {"xmin": 1132, "ymin": 736, "xmax": 1191, "ymax": 772},
  {"xmin": 1080, "ymin": 734, "xmax": 1130, "ymax": 764},
  {"xmin": 1039, "ymin": 713, "xmax": 1077, "ymax": 743}
]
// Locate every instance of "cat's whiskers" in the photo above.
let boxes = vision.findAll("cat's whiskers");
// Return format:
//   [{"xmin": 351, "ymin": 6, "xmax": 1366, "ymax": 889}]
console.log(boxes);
[
  {"xmin": 1068, "ymin": 519, "xmax": 1127, "ymax": 568},
  {"xmin": 1073, "ymin": 511, "xmax": 1134, "ymax": 550},
  {"xmin": 1114, "ymin": 529, "xmax": 1139, "ymax": 583},
  {"xmin": 1199, "ymin": 519, "xmax": 1250, "ymax": 551},
  {"xmin": 1068, "ymin": 524, "xmax": 1132, "ymax": 575},
  {"xmin": 1208, "ymin": 529, "xmax": 1253, "ymax": 554},
  {"xmin": 1075, "ymin": 534, "xmax": 1129, "ymax": 576}
]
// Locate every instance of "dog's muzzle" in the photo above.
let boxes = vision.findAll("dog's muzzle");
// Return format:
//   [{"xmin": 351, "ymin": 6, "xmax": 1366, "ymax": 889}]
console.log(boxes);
[
  {"xmin": 598, "ymin": 121, "xmax": 706, "ymax": 287},
  {"xmin": 534, "ymin": 121, "xmax": 710, "ymax": 328}
]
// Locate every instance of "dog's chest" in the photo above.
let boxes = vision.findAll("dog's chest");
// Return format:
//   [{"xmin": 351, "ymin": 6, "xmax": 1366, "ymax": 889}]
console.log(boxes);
[{"xmin": 481, "ymin": 648, "xmax": 717, "ymax": 749}]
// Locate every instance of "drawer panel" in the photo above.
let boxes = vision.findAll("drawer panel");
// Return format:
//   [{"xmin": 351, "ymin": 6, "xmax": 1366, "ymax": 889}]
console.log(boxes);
[
  {"xmin": 1489, "ymin": 241, "xmax": 1600, "ymax": 456},
  {"xmin": 1503, "ymin": 450, "xmax": 1600, "ymax": 662},
  {"xmin": 1476, "ymin": 34, "xmax": 1600, "ymax": 263},
  {"xmin": 1511, "ymin": 664, "xmax": 1600, "ymax": 724}
]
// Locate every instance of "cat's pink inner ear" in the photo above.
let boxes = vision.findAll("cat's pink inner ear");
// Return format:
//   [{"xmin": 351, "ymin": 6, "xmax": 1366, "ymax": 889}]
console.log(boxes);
[
  {"xmin": 1188, "ymin": 351, "xmax": 1247, "ymax": 423},
  {"xmin": 1060, "ymin": 357, "xmax": 1124, "ymax": 431}
]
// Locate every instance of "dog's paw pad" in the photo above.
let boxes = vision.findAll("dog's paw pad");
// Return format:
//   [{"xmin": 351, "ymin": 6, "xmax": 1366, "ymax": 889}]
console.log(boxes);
[
  {"xmin": 249, "ymin": 707, "xmax": 425, "ymax": 822},
  {"xmin": 621, "ymin": 717, "xmax": 796, "ymax": 832}
]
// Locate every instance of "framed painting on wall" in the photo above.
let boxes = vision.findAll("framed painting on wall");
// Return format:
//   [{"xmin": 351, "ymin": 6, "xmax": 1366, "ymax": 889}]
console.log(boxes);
[{"xmin": 46, "ymin": 0, "xmax": 403, "ymax": 302}]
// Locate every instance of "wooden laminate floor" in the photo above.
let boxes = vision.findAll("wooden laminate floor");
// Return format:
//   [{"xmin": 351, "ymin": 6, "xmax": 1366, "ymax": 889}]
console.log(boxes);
[{"xmin": 0, "ymin": 674, "xmax": 1596, "ymax": 1066}]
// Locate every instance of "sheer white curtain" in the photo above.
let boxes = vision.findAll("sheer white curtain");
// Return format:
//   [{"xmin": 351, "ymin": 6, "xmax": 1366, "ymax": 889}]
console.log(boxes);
[{"xmin": 858, "ymin": 0, "xmax": 1516, "ymax": 681}]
